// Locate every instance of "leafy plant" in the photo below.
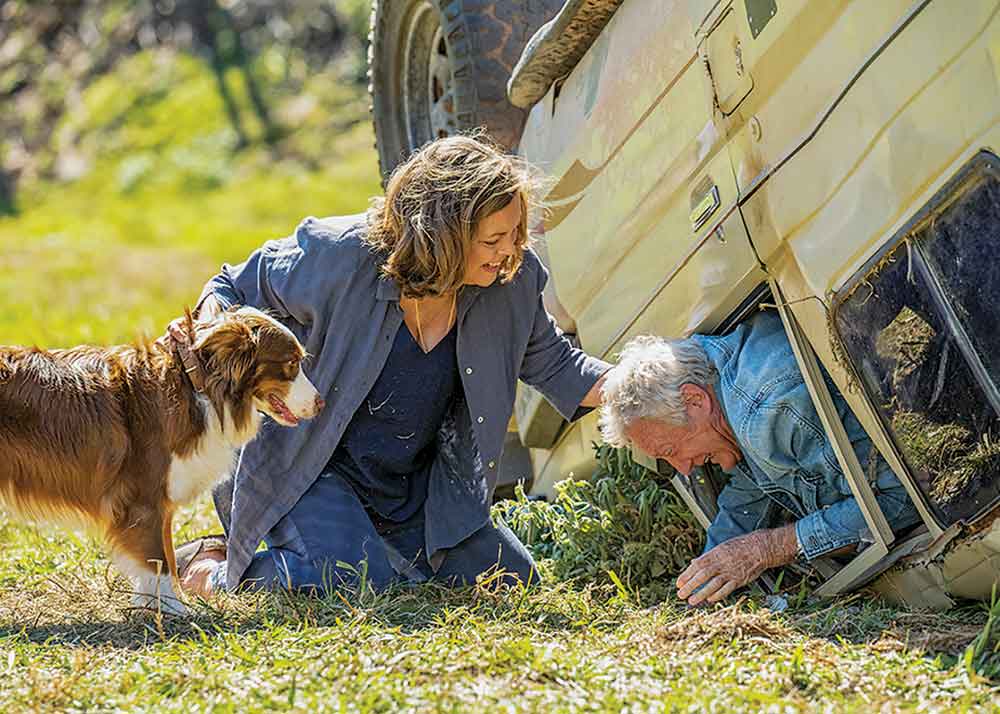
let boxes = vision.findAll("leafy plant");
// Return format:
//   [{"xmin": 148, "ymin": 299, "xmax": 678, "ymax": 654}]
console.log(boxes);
[
  {"xmin": 494, "ymin": 444, "xmax": 702, "ymax": 602},
  {"xmin": 958, "ymin": 585, "xmax": 1000, "ymax": 681}
]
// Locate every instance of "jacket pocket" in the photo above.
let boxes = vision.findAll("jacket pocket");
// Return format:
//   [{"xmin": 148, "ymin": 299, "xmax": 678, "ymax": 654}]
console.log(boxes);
[{"xmin": 794, "ymin": 471, "xmax": 821, "ymax": 513}]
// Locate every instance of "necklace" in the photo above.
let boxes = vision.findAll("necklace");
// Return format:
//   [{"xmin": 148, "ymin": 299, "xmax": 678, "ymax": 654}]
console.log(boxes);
[{"xmin": 413, "ymin": 293, "xmax": 456, "ymax": 353}]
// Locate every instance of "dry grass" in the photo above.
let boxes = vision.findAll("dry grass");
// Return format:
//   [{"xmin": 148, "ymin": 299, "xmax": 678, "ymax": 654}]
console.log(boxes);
[{"xmin": 3, "ymin": 493, "xmax": 1000, "ymax": 712}]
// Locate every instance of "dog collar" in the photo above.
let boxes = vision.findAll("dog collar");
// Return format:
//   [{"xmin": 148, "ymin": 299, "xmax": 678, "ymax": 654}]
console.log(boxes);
[
  {"xmin": 174, "ymin": 309, "xmax": 207, "ymax": 393},
  {"xmin": 175, "ymin": 341, "xmax": 207, "ymax": 393}
]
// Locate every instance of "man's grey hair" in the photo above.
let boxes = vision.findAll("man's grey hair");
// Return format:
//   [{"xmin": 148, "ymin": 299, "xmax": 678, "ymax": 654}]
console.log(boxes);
[{"xmin": 598, "ymin": 335, "xmax": 717, "ymax": 448}]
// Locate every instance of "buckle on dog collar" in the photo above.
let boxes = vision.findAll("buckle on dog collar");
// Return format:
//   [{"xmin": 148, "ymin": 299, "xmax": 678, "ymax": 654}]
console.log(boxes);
[{"xmin": 176, "ymin": 342, "xmax": 206, "ymax": 393}]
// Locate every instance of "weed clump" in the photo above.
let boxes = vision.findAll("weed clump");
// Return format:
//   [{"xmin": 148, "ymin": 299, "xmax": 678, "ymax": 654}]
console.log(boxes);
[
  {"xmin": 493, "ymin": 444, "xmax": 702, "ymax": 602},
  {"xmin": 892, "ymin": 410, "xmax": 1000, "ymax": 502}
]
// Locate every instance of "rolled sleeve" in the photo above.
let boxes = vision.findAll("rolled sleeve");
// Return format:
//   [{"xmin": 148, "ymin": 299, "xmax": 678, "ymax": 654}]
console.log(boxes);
[
  {"xmin": 794, "ymin": 468, "xmax": 921, "ymax": 561},
  {"xmin": 197, "ymin": 238, "xmax": 300, "ymax": 319},
  {"xmin": 518, "ymin": 290, "xmax": 611, "ymax": 421}
]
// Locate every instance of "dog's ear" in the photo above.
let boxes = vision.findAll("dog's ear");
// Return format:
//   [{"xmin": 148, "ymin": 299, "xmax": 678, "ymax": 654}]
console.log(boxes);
[
  {"xmin": 197, "ymin": 319, "xmax": 257, "ymax": 380},
  {"xmin": 195, "ymin": 318, "xmax": 260, "ymax": 429},
  {"xmin": 192, "ymin": 311, "xmax": 248, "ymax": 347},
  {"xmin": 197, "ymin": 320, "xmax": 257, "ymax": 371}
]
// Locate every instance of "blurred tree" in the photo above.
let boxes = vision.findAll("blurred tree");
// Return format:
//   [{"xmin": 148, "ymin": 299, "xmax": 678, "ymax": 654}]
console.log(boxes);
[
  {"xmin": 0, "ymin": 168, "xmax": 14, "ymax": 217},
  {"xmin": 0, "ymin": 0, "xmax": 367, "ymax": 204}
]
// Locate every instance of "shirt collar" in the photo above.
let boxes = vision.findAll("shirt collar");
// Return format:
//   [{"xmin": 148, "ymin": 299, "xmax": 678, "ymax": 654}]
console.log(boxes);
[{"xmin": 376, "ymin": 276, "xmax": 401, "ymax": 302}]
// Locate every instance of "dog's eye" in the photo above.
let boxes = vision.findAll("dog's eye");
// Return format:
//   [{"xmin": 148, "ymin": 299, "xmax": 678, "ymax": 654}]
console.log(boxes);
[{"xmin": 285, "ymin": 360, "xmax": 300, "ymax": 377}]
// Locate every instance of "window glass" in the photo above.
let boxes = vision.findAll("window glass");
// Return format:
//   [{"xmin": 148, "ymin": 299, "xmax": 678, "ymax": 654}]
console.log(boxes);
[
  {"xmin": 835, "ymin": 155, "xmax": 1000, "ymax": 526},
  {"xmin": 918, "ymin": 170, "xmax": 1000, "ymax": 380}
]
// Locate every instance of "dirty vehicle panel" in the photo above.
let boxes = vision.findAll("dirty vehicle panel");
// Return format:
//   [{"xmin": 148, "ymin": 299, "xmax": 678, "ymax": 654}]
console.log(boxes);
[{"xmin": 517, "ymin": 0, "xmax": 765, "ymax": 495}]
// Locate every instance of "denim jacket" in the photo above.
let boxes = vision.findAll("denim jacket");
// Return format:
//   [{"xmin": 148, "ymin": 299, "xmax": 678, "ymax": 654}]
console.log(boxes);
[{"xmin": 692, "ymin": 310, "xmax": 919, "ymax": 561}]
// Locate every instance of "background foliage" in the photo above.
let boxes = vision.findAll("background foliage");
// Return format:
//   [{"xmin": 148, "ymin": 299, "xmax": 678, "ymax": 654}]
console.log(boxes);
[
  {"xmin": 1, "ymin": 0, "xmax": 371, "ymax": 199},
  {"xmin": 0, "ymin": 0, "xmax": 379, "ymax": 346}
]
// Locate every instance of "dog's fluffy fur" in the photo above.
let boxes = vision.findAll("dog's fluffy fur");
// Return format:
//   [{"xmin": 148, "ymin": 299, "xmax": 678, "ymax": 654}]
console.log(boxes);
[{"xmin": 0, "ymin": 307, "xmax": 321, "ymax": 615}]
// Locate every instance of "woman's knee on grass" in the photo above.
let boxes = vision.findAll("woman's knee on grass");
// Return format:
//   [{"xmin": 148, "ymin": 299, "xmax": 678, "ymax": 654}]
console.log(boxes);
[
  {"xmin": 437, "ymin": 522, "xmax": 540, "ymax": 588},
  {"xmin": 240, "ymin": 547, "xmax": 397, "ymax": 595}
]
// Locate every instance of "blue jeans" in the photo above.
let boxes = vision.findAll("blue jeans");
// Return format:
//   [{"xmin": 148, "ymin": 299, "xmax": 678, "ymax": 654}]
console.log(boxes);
[{"xmin": 212, "ymin": 468, "xmax": 538, "ymax": 594}]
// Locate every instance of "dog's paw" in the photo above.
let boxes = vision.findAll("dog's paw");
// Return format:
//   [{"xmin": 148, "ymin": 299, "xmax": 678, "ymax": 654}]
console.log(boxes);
[{"xmin": 130, "ymin": 592, "xmax": 190, "ymax": 617}]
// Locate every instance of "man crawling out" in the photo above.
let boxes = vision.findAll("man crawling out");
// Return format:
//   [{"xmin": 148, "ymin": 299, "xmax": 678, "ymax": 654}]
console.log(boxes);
[{"xmin": 598, "ymin": 309, "xmax": 921, "ymax": 605}]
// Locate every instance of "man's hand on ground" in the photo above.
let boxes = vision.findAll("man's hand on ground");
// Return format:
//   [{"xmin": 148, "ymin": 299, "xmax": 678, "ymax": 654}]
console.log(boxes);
[{"xmin": 676, "ymin": 524, "xmax": 799, "ymax": 606}]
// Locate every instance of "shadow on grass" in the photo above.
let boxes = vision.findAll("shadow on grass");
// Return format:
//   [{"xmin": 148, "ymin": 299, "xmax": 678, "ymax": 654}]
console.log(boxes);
[
  {"xmin": 781, "ymin": 588, "xmax": 987, "ymax": 649},
  {"xmin": 778, "ymin": 587, "xmax": 1000, "ymax": 681},
  {"xmin": 0, "ymin": 613, "xmax": 244, "ymax": 649},
  {"xmin": 0, "ymin": 570, "xmax": 628, "ymax": 650}
]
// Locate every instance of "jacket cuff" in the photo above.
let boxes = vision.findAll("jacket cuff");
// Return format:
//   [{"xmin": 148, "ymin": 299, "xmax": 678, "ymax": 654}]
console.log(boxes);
[
  {"xmin": 546, "ymin": 354, "xmax": 613, "ymax": 421},
  {"xmin": 794, "ymin": 511, "xmax": 860, "ymax": 561}
]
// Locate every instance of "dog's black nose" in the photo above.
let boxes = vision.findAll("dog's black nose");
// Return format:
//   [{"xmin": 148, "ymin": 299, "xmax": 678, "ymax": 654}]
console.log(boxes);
[{"xmin": 314, "ymin": 395, "xmax": 326, "ymax": 413}]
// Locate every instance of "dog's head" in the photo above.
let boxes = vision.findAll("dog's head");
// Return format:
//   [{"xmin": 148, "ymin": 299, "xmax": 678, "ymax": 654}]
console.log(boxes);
[{"xmin": 190, "ymin": 307, "xmax": 324, "ymax": 431}]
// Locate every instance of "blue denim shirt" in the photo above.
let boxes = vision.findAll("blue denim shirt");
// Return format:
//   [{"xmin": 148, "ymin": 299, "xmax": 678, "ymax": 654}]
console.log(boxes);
[
  {"xmin": 692, "ymin": 310, "xmax": 920, "ymax": 561},
  {"xmin": 200, "ymin": 216, "xmax": 611, "ymax": 589}
]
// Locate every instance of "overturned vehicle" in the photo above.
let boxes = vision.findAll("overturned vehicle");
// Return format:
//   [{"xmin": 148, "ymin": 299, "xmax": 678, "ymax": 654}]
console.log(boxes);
[{"xmin": 369, "ymin": 0, "xmax": 1000, "ymax": 608}]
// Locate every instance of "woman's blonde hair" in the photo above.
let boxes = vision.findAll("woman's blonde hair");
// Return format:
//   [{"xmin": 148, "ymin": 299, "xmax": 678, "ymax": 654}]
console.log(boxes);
[{"xmin": 364, "ymin": 132, "xmax": 541, "ymax": 298}]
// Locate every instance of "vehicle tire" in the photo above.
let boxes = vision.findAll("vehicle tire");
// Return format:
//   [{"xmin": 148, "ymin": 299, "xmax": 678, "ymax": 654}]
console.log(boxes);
[{"xmin": 368, "ymin": 0, "xmax": 563, "ymax": 180}]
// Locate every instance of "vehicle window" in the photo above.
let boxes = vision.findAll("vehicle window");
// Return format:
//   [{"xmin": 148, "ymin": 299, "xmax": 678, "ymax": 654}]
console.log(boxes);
[
  {"xmin": 919, "ymin": 173, "xmax": 1000, "ymax": 380},
  {"xmin": 834, "ymin": 152, "xmax": 1000, "ymax": 526}
]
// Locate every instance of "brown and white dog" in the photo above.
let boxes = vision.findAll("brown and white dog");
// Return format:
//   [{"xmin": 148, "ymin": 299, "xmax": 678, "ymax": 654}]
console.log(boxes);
[{"xmin": 0, "ymin": 306, "xmax": 323, "ymax": 615}]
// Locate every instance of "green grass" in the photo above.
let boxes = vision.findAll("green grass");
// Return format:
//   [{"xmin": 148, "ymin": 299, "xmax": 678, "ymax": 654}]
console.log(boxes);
[
  {"xmin": 3, "ymin": 513, "xmax": 1000, "ymax": 713},
  {"xmin": 0, "ymin": 145, "xmax": 377, "ymax": 346},
  {"xmin": 2, "ymin": 47, "xmax": 1000, "ymax": 714}
]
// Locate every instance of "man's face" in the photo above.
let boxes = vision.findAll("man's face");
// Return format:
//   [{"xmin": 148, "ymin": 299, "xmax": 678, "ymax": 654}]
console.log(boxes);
[
  {"xmin": 623, "ymin": 384, "xmax": 742, "ymax": 475},
  {"xmin": 463, "ymin": 197, "xmax": 521, "ymax": 288}
]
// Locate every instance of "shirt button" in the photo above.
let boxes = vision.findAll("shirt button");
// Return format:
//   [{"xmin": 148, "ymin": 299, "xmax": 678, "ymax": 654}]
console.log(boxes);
[
  {"xmin": 488, "ymin": 460, "xmax": 496, "ymax": 469},
  {"xmin": 465, "ymin": 367, "xmax": 473, "ymax": 375},
  {"xmin": 477, "ymin": 416, "xmax": 484, "ymax": 423}
]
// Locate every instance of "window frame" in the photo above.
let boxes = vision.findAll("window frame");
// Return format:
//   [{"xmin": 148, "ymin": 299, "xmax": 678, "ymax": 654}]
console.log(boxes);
[{"xmin": 830, "ymin": 150, "xmax": 1000, "ymax": 529}]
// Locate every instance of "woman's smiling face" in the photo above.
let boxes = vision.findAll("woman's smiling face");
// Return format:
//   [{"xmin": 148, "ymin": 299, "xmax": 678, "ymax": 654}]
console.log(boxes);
[{"xmin": 463, "ymin": 196, "xmax": 521, "ymax": 288}]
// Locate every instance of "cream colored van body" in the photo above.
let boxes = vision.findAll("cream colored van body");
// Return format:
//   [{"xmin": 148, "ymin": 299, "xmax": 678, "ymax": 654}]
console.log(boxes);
[{"xmin": 512, "ymin": 0, "xmax": 1000, "ymax": 608}]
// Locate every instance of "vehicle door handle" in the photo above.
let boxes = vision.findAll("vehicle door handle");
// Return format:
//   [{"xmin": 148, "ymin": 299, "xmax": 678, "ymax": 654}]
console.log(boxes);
[{"xmin": 690, "ymin": 181, "xmax": 721, "ymax": 232}]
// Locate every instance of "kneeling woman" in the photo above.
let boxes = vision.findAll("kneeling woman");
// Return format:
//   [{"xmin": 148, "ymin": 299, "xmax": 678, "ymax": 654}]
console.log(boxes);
[{"xmin": 178, "ymin": 135, "xmax": 611, "ymax": 596}]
